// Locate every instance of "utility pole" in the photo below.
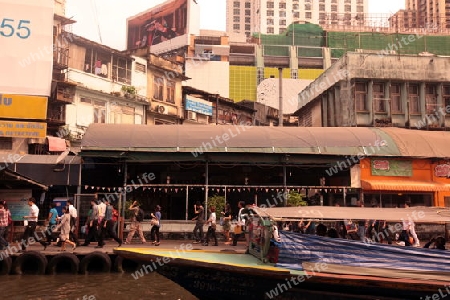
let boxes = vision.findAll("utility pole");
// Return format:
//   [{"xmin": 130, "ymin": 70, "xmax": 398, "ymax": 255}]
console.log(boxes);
[{"xmin": 278, "ymin": 67, "xmax": 283, "ymax": 127}]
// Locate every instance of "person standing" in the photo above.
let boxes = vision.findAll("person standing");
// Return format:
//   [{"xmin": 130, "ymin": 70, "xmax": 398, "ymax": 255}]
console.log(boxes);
[
  {"xmin": 54, "ymin": 207, "xmax": 76, "ymax": 252},
  {"xmin": 124, "ymin": 201, "xmax": 146, "ymax": 244},
  {"xmin": 232, "ymin": 201, "xmax": 248, "ymax": 247},
  {"xmin": 97, "ymin": 199, "xmax": 122, "ymax": 248},
  {"xmin": 192, "ymin": 201, "xmax": 205, "ymax": 244},
  {"xmin": 40, "ymin": 203, "xmax": 58, "ymax": 250},
  {"xmin": 2, "ymin": 201, "xmax": 12, "ymax": 243},
  {"xmin": 0, "ymin": 202, "xmax": 9, "ymax": 250},
  {"xmin": 404, "ymin": 201, "xmax": 420, "ymax": 247},
  {"xmin": 150, "ymin": 205, "xmax": 161, "ymax": 246},
  {"xmin": 203, "ymin": 206, "xmax": 218, "ymax": 246},
  {"xmin": 21, "ymin": 197, "xmax": 39, "ymax": 251},
  {"xmin": 221, "ymin": 203, "xmax": 232, "ymax": 245},
  {"xmin": 67, "ymin": 200, "xmax": 79, "ymax": 246}
]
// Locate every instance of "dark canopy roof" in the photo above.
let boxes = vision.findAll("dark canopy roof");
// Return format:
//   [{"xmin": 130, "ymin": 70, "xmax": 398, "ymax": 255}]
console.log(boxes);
[{"xmin": 81, "ymin": 124, "xmax": 403, "ymax": 156}]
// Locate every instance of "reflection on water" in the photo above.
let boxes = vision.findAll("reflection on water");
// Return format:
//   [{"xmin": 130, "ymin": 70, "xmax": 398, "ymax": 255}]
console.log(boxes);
[{"xmin": 1, "ymin": 273, "xmax": 198, "ymax": 300}]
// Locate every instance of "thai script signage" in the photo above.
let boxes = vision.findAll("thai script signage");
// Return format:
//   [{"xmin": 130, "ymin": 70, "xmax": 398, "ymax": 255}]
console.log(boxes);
[
  {"xmin": 0, "ymin": 120, "xmax": 46, "ymax": 138},
  {"xmin": 185, "ymin": 97, "xmax": 213, "ymax": 116},
  {"xmin": 371, "ymin": 159, "xmax": 412, "ymax": 177},
  {"xmin": 434, "ymin": 164, "xmax": 450, "ymax": 177}
]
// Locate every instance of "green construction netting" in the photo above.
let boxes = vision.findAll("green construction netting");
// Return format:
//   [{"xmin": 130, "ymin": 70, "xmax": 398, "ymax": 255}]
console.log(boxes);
[
  {"xmin": 256, "ymin": 23, "xmax": 325, "ymax": 57},
  {"xmin": 328, "ymin": 32, "xmax": 450, "ymax": 57}
]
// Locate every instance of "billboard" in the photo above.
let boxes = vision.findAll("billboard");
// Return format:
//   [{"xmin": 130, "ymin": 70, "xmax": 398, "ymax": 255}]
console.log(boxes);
[
  {"xmin": 0, "ymin": 94, "xmax": 47, "ymax": 119},
  {"xmin": 127, "ymin": 0, "xmax": 200, "ymax": 52},
  {"xmin": 0, "ymin": 0, "xmax": 54, "ymax": 96},
  {"xmin": 185, "ymin": 96, "xmax": 213, "ymax": 116},
  {"xmin": 0, "ymin": 120, "xmax": 47, "ymax": 138}
]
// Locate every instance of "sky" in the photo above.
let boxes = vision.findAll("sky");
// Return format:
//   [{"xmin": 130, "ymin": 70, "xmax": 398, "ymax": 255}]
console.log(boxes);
[{"xmin": 66, "ymin": 0, "xmax": 405, "ymax": 50}]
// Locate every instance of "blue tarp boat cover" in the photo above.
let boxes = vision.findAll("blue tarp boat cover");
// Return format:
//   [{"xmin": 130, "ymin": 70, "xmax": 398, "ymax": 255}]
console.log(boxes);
[{"xmin": 276, "ymin": 231, "xmax": 450, "ymax": 281}]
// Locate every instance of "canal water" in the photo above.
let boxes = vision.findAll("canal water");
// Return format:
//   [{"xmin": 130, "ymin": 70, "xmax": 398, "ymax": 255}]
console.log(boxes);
[{"xmin": 1, "ymin": 273, "xmax": 198, "ymax": 300}]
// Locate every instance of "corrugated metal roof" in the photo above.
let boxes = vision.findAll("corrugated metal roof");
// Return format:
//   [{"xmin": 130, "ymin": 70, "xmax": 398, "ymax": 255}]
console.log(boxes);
[
  {"xmin": 80, "ymin": 124, "xmax": 402, "ymax": 156},
  {"xmin": 361, "ymin": 179, "xmax": 450, "ymax": 192}
]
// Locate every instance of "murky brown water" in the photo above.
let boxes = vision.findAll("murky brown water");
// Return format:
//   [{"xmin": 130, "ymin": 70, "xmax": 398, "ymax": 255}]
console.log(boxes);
[{"xmin": 0, "ymin": 273, "xmax": 198, "ymax": 300}]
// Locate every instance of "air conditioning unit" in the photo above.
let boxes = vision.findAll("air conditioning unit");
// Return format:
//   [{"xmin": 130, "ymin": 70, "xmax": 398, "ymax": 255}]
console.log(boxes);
[
  {"xmin": 187, "ymin": 111, "xmax": 197, "ymax": 120},
  {"xmin": 155, "ymin": 105, "xmax": 166, "ymax": 114}
]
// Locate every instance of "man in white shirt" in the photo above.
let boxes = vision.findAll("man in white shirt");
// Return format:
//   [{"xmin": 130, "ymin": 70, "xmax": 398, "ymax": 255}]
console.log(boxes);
[
  {"xmin": 97, "ymin": 199, "xmax": 106, "ymax": 223},
  {"xmin": 21, "ymin": 197, "xmax": 39, "ymax": 251},
  {"xmin": 67, "ymin": 200, "xmax": 79, "ymax": 246}
]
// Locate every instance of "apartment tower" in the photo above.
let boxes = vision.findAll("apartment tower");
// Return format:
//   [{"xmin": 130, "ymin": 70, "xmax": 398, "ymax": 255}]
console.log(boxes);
[{"xmin": 226, "ymin": 0, "xmax": 368, "ymax": 36}]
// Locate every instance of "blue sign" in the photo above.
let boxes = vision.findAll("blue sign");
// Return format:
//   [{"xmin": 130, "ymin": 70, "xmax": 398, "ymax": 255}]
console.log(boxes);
[{"xmin": 185, "ymin": 98, "xmax": 213, "ymax": 116}]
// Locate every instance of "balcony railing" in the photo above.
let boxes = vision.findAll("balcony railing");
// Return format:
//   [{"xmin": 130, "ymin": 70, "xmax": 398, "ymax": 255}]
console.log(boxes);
[{"xmin": 53, "ymin": 46, "xmax": 69, "ymax": 70}]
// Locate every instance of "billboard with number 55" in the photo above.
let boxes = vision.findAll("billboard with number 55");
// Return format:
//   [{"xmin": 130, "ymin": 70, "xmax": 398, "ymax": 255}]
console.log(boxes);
[{"xmin": 0, "ymin": 0, "xmax": 54, "ymax": 96}]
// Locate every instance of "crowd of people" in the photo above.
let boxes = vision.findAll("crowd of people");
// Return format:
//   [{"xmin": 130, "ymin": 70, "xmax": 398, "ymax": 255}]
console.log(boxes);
[{"xmin": 276, "ymin": 200, "xmax": 447, "ymax": 250}]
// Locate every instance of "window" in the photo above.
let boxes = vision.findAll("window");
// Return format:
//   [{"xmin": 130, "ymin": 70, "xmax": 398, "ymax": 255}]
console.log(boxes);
[
  {"xmin": 345, "ymin": 5, "xmax": 351, "ymax": 12},
  {"xmin": 0, "ymin": 137, "xmax": 12, "ymax": 150},
  {"xmin": 245, "ymin": 2, "xmax": 251, "ymax": 8},
  {"xmin": 319, "ymin": 4, "xmax": 325, "ymax": 11},
  {"xmin": 373, "ymin": 83, "xmax": 386, "ymax": 112},
  {"xmin": 233, "ymin": 1, "xmax": 240, "ymax": 8},
  {"xmin": 279, "ymin": 19, "xmax": 286, "ymax": 25},
  {"xmin": 153, "ymin": 76, "xmax": 164, "ymax": 100},
  {"xmin": 267, "ymin": 2, "xmax": 274, "ymax": 9},
  {"xmin": 293, "ymin": 12, "xmax": 299, "ymax": 18},
  {"xmin": 357, "ymin": 5, "xmax": 364, "ymax": 12},
  {"xmin": 390, "ymin": 84, "xmax": 402, "ymax": 113},
  {"xmin": 245, "ymin": 24, "xmax": 251, "ymax": 30},
  {"xmin": 233, "ymin": 24, "xmax": 240, "ymax": 30},
  {"xmin": 305, "ymin": 4, "xmax": 311, "ymax": 10},
  {"xmin": 355, "ymin": 82, "xmax": 367, "ymax": 111},
  {"xmin": 293, "ymin": 4, "xmax": 299, "ymax": 10},
  {"xmin": 408, "ymin": 84, "xmax": 420, "ymax": 114},
  {"xmin": 93, "ymin": 100, "xmax": 106, "ymax": 123},
  {"xmin": 233, "ymin": 9, "xmax": 240, "ymax": 15},
  {"xmin": 267, "ymin": 19, "xmax": 274, "ymax": 25},
  {"xmin": 166, "ymin": 81, "xmax": 175, "ymax": 104},
  {"xmin": 245, "ymin": 17, "xmax": 251, "ymax": 23},
  {"xmin": 267, "ymin": 10, "xmax": 274, "ymax": 16},
  {"xmin": 267, "ymin": 27, "xmax": 274, "ymax": 34},
  {"xmin": 279, "ymin": 11, "xmax": 286, "ymax": 17},
  {"xmin": 279, "ymin": 28, "xmax": 286, "ymax": 34},
  {"xmin": 233, "ymin": 16, "xmax": 240, "ymax": 22},
  {"xmin": 135, "ymin": 62, "xmax": 146, "ymax": 73},
  {"xmin": 279, "ymin": 2, "xmax": 286, "ymax": 9},
  {"xmin": 331, "ymin": 5, "xmax": 338, "ymax": 12},
  {"xmin": 425, "ymin": 84, "xmax": 437, "ymax": 114},
  {"xmin": 305, "ymin": 12, "xmax": 312, "ymax": 19},
  {"xmin": 444, "ymin": 85, "xmax": 450, "ymax": 108},
  {"xmin": 245, "ymin": 10, "xmax": 251, "ymax": 16}
]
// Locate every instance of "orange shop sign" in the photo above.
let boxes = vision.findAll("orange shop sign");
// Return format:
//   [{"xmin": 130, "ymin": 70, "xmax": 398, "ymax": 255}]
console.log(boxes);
[
  {"xmin": 0, "ymin": 94, "xmax": 47, "ymax": 120},
  {"xmin": 0, "ymin": 120, "xmax": 46, "ymax": 138}
]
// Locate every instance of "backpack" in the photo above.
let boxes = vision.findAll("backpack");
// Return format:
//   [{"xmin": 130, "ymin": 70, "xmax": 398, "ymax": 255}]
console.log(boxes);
[{"xmin": 136, "ymin": 208, "xmax": 144, "ymax": 222}]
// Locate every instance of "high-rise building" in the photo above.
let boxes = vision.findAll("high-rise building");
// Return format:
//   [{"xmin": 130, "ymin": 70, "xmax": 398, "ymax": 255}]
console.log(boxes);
[
  {"xmin": 226, "ymin": 0, "xmax": 368, "ymax": 36},
  {"xmin": 391, "ymin": 0, "xmax": 450, "ymax": 30}
]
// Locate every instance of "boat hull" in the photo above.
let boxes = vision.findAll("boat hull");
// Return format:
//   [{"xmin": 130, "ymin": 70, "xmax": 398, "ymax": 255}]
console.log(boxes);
[{"xmin": 115, "ymin": 248, "xmax": 446, "ymax": 300}]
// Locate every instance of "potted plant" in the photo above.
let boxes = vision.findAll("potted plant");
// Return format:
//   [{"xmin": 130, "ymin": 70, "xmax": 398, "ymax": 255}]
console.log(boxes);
[{"xmin": 121, "ymin": 85, "xmax": 136, "ymax": 98}]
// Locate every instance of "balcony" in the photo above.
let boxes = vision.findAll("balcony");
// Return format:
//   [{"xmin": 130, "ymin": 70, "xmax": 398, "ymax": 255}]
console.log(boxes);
[{"xmin": 53, "ymin": 46, "xmax": 69, "ymax": 70}]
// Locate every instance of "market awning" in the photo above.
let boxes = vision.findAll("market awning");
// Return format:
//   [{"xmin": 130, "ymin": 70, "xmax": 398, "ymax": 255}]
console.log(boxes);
[
  {"xmin": 0, "ymin": 168, "xmax": 48, "ymax": 190},
  {"xmin": 361, "ymin": 179, "xmax": 450, "ymax": 192},
  {"xmin": 252, "ymin": 206, "xmax": 450, "ymax": 223},
  {"xmin": 47, "ymin": 136, "xmax": 67, "ymax": 152},
  {"xmin": 10, "ymin": 155, "xmax": 81, "ymax": 186}
]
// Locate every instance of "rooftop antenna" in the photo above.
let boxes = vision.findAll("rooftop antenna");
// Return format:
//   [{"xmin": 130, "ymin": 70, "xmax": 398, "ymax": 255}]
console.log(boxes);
[{"xmin": 90, "ymin": 0, "xmax": 102, "ymax": 43}]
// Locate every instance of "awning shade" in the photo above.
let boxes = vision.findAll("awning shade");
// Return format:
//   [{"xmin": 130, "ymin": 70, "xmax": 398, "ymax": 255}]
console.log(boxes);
[
  {"xmin": 0, "ymin": 169, "xmax": 48, "ymax": 190},
  {"xmin": 253, "ymin": 206, "xmax": 450, "ymax": 223},
  {"xmin": 361, "ymin": 179, "xmax": 450, "ymax": 192},
  {"xmin": 47, "ymin": 136, "xmax": 67, "ymax": 152}
]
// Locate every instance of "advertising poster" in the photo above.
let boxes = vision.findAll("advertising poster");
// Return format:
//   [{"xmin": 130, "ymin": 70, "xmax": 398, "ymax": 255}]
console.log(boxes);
[
  {"xmin": 127, "ymin": 0, "xmax": 192, "ymax": 50},
  {"xmin": 0, "ymin": 0, "xmax": 54, "ymax": 96},
  {"xmin": 0, "ymin": 189, "xmax": 32, "ymax": 221}
]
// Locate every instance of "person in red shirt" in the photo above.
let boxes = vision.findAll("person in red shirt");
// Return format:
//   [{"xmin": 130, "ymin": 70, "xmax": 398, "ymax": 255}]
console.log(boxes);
[{"xmin": 0, "ymin": 202, "xmax": 9, "ymax": 250}]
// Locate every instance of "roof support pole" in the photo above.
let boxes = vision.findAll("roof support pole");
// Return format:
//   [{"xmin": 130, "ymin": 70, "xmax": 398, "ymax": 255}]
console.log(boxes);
[
  {"xmin": 204, "ymin": 161, "xmax": 209, "ymax": 222},
  {"xmin": 283, "ymin": 165, "xmax": 287, "ymax": 206},
  {"xmin": 185, "ymin": 185, "xmax": 189, "ymax": 221}
]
